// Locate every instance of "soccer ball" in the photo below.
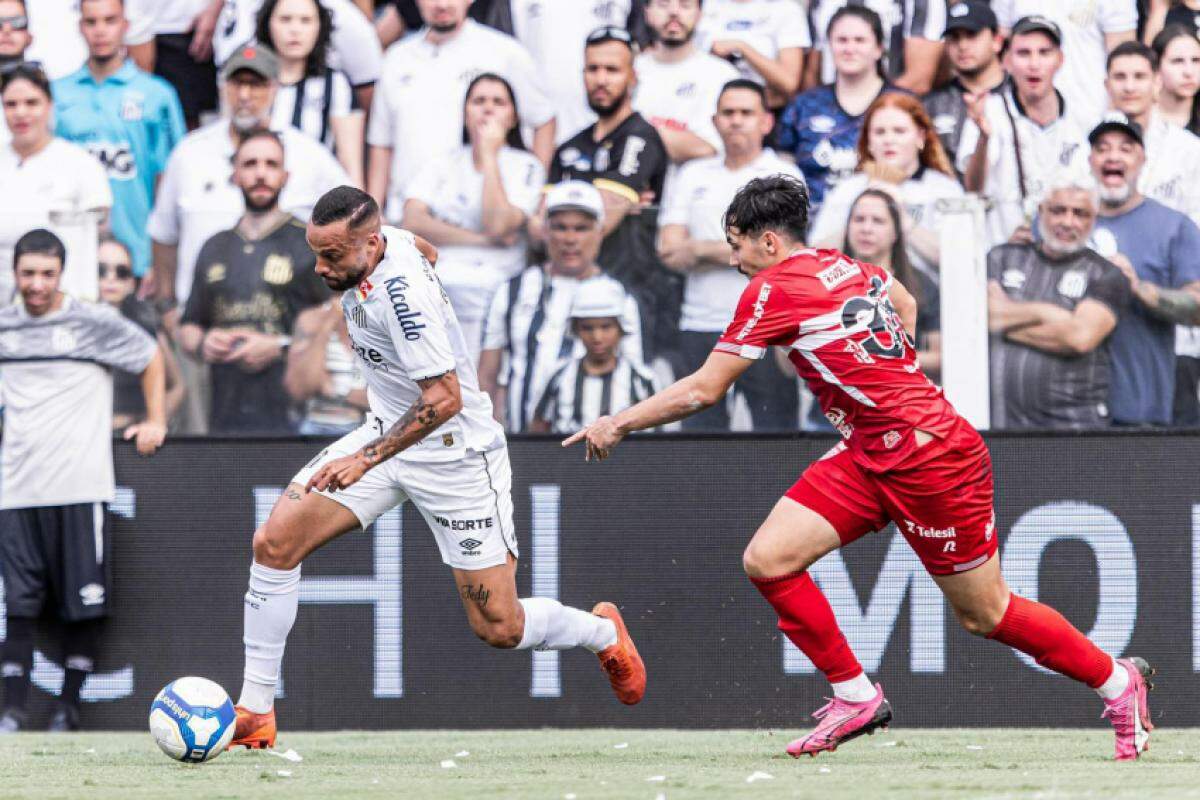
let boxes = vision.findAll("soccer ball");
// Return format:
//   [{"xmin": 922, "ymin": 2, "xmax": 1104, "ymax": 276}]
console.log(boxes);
[{"xmin": 148, "ymin": 677, "xmax": 237, "ymax": 763}]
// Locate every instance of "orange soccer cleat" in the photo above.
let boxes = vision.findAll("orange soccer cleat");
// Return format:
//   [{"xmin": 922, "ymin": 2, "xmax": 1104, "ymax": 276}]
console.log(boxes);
[
  {"xmin": 592, "ymin": 602, "xmax": 646, "ymax": 705},
  {"xmin": 227, "ymin": 705, "xmax": 276, "ymax": 750}
]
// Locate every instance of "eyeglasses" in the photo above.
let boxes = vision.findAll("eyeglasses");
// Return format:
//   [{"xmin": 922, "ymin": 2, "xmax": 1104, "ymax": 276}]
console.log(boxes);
[
  {"xmin": 99, "ymin": 262, "xmax": 133, "ymax": 279},
  {"xmin": 585, "ymin": 25, "xmax": 633, "ymax": 47},
  {"xmin": 0, "ymin": 16, "xmax": 28, "ymax": 32}
]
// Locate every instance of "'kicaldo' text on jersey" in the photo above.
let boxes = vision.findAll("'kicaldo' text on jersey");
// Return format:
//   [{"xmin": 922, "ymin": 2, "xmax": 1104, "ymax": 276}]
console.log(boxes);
[
  {"xmin": 715, "ymin": 249, "xmax": 958, "ymax": 472},
  {"xmin": 341, "ymin": 226, "xmax": 505, "ymax": 462}
]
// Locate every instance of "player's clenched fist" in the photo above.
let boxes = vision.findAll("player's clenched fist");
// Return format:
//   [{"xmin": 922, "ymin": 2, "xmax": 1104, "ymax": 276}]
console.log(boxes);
[
  {"xmin": 562, "ymin": 415, "xmax": 626, "ymax": 461},
  {"xmin": 305, "ymin": 454, "xmax": 371, "ymax": 493}
]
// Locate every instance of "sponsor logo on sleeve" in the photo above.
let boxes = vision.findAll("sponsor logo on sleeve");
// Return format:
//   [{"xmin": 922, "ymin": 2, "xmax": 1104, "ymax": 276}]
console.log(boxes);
[
  {"xmin": 385, "ymin": 276, "xmax": 426, "ymax": 340},
  {"xmin": 618, "ymin": 136, "xmax": 646, "ymax": 177},
  {"xmin": 817, "ymin": 258, "xmax": 862, "ymax": 290},
  {"xmin": 736, "ymin": 282, "xmax": 772, "ymax": 341}
]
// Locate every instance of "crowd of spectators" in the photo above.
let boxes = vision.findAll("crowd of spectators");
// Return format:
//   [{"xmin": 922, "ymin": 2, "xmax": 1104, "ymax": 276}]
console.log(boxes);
[{"xmin": 1, "ymin": 0, "xmax": 1199, "ymax": 436}]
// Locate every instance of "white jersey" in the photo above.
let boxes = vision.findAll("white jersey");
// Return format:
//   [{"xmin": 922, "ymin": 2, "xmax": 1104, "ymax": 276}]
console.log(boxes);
[
  {"xmin": 1139, "ymin": 109, "xmax": 1200, "ymax": 227},
  {"xmin": 659, "ymin": 149, "xmax": 802, "ymax": 331},
  {"xmin": 27, "ymin": 0, "xmax": 156, "ymax": 79},
  {"xmin": 510, "ymin": 0, "xmax": 632, "ymax": 144},
  {"xmin": 341, "ymin": 226, "xmax": 505, "ymax": 463},
  {"xmin": 697, "ymin": 0, "xmax": 812, "ymax": 87},
  {"xmin": 993, "ymin": 0, "xmax": 1137, "ymax": 131},
  {"xmin": 956, "ymin": 86, "xmax": 1090, "ymax": 247},
  {"xmin": 634, "ymin": 50, "xmax": 740, "ymax": 152}
]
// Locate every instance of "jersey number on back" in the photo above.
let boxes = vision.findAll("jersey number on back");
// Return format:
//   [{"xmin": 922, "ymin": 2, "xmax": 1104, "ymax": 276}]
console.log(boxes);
[{"xmin": 839, "ymin": 276, "xmax": 912, "ymax": 360}]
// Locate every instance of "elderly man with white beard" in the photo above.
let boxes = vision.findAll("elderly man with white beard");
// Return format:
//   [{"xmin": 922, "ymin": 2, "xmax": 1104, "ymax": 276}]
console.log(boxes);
[
  {"xmin": 985, "ymin": 171, "xmax": 1132, "ymax": 429},
  {"xmin": 1086, "ymin": 112, "xmax": 1200, "ymax": 426}
]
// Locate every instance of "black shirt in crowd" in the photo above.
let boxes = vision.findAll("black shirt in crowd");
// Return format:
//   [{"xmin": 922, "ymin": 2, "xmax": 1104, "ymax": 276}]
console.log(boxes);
[
  {"xmin": 113, "ymin": 296, "xmax": 161, "ymax": 419},
  {"xmin": 182, "ymin": 215, "xmax": 329, "ymax": 435},
  {"xmin": 549, "ymin": 110, "xmax": 669, "ymax": 207},
  {"xmin": 987, "ymin": 243, "xmax": 1131, "ymax": 431}
]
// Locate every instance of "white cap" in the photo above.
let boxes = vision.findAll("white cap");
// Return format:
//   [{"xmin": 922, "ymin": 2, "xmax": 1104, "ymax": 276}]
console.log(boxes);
[
  {"xmin": 545, "ymin": 180, "xmax": 605, "ymax": 222},
  {"xmin": 570, "ymin": 276, "xmax": 628, "ymax": 330}
]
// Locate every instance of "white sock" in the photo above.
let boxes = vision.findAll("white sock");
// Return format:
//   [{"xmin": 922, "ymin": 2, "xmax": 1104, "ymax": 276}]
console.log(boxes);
[
  {"xmin": 831, "ymin": 673, "xmax": 877, "ymax": 703},
  {"xmin": 516, "ymin": 597, "xmax": 617, "ymax": 653},
  {"xmin": 238, "ymin": 561, "xmax": 301, "ymax": 714},
  {"xmin": 1095, "ymin": 657, "xmax": 1129, "ymax": 701}
]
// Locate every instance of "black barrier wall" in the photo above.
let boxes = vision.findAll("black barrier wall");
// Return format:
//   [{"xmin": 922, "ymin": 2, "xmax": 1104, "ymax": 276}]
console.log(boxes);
[{"xmin": 3, "ymin": 433, "xmax": 1198, "ymax": 730}]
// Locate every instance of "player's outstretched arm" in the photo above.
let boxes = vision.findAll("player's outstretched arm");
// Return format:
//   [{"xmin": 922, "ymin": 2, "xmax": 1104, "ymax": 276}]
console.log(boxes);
[
  {"xmin": 562, "ymin": 352, "xmax": 752, "ymax": 461},
  {"xmin": 305, "ymin": 371, "xmax": 463, "ymax": 492}
]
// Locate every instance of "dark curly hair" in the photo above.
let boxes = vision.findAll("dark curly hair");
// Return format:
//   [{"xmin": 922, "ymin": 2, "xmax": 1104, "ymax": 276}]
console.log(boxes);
[{"xmin": 723, "ymin": 174, "xmax": 810, "ymax": 242}]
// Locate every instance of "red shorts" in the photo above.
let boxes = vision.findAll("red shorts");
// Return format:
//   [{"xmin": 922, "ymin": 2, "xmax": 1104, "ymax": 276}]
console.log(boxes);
[{"xmin": 787, "ymin": 419, "xmax": 997, "ymax": 575}]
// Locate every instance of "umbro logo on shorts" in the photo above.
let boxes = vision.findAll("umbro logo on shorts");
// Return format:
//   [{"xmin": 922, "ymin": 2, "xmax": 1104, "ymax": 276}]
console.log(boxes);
[{"xmin": 459, "ymin": 538, "xmax": 482, "ymax": 552}]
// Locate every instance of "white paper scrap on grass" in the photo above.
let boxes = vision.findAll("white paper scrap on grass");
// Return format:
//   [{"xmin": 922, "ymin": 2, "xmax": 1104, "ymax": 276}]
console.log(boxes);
[
  {"xmin": 440, "ymin": 759, "xmax": 457, "ymax": 769},
  {"xmin": 266, "ymin": 748, "xmax": 303, "ymax": 762},
  {"xmin": 746, "ymin": 771, "xmax": 774, "ymax": 783}
]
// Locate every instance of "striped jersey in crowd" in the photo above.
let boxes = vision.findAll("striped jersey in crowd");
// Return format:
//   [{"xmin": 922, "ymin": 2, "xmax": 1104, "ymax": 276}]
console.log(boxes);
[{"xmin": 533, "ymin": 355, "xmax": 657, "ymax": 434}]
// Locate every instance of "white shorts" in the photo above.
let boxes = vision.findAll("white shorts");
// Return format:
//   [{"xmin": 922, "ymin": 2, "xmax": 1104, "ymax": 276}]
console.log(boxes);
[{"xmin": 292, "ymin": 424, "xmax": 519, "ymax": 570}]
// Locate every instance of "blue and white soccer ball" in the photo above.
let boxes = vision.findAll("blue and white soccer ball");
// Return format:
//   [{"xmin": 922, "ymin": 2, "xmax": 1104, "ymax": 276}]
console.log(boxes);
[{"xmin": 148, "ymin": 677, "xmax": 237, "ymax": 763}]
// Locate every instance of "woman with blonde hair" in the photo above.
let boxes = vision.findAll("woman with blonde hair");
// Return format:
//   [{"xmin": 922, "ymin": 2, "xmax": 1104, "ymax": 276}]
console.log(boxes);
[{"xmin": 809, "ymin": 92, "xmax": 963, "ymax": 281}]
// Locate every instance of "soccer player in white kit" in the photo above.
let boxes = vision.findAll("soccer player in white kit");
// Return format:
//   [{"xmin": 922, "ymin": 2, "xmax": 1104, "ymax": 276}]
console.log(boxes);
[{"xmin": 228, "ymin": 186, "xmax": 645, "ymax": 748}]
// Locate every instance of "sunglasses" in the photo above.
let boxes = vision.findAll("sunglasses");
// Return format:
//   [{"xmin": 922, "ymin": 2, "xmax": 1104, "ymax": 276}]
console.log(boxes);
[
  {"xmin": 585, "ymin": 25, "xmax": 633, "ymax": 47},
  {"xmin": 0, "ymin": 16, "xmax": 28, "ymax": 32},
  {"xmin": 99, "ymin": 262, "xmax": 133, "ymax": 280}
]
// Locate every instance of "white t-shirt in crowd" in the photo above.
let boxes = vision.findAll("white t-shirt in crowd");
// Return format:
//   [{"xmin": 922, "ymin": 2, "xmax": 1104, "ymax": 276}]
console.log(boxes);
[
  {"xmin": 0, "ymin": 296, "xmax": 157, "ymax": 508},
  {"xmin": 404, "ymin": 145, "xmax": 546, "ymax": 359},
  {"xmin": 28, "ymin": 0, "xmax": 156, "ymax": 79},
  {"xmin": 271, "ymin": 69, "xmax": 358, "ymax": 149},
  {"xmin": 810, "ymin": 167, "xmax": 964, "ymax": 280},
  {"xmin": 633, "ymin": 49, "xmax": 740, "ymax": 152},
  {"xmin": 697, "ymin": 0, "xmax": 812, "ymax": 86},
  {"xmin": 1137, "ymin": 109, "xmax": 1200, "ymax": 227},
  {"xmin": 151, "ymin": 0, "xmax": 213, "ymax": 35},
  {"xmin": 213, "ymin": 0, "xmax": 383, "ymax": 87},
  {"xmin": 659, "ymin": 149, "xmax": 801, "ymax": 331},
  {"xmin": 993, "ymin": 0, "xmax": 1137, "ymax": 131},
  {"xmin": 811, "ymin": 0, "xmax": 946, "ymax": 84},
  {"xmin": 341, "ymin": 226, "xmax": 505, "ymax": 462},
  {"xmin": 956, "ymin": 87, "xmax": 1090, "ymax": 247},
  {"xmin": 146, "ymin": 120, "xmax": 350, "ymax": 305},
  {"xmin": 510, "ymin": 0, "xmax": 631, "ymax": 144},
  {"xmin": 0, "ymin": 138, "xmax": 112, "ymax": 300},
  {"xmin": 368, "ymin": 20, "xmax": 554, "ymax": 220}
]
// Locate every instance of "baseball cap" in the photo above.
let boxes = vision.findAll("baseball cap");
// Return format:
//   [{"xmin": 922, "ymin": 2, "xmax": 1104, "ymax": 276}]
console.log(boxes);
[
  {"xmin": 1088, "ymin": 111, "xmax": 1144, "ymax": 147},
  {"xmin": 570, "ymin": 276, "xmax": 628, "ymax": 329},
  {"xmin": 1011, "ymin": 15, "xmax": 1062, "ymax": 46},
  {"xmin": 943, "ymin": 1, "xmax": 998, "ymax": 36},
  {"xmin": 222, "ymin": 44, "xmax": 280, "ymax": 82},
  {"xmin": 545, "ymin": 180, "xmax": 605, "ymax": 221}
]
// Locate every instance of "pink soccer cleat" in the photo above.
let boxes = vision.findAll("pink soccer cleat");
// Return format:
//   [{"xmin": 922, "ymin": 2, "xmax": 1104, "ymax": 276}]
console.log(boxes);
[
  {"xmin": 1102, "ymin": 657, "xmax": 1155, "ymax": 761},
  {"xmin": 786, "ymin": 684, "xmax": 893, "ymax": 757}
]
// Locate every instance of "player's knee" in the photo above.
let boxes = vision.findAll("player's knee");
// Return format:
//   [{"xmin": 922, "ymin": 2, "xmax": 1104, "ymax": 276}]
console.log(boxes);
[
  {"xmin": 252, "ymin": 524, "xmax": 300, "ymax": 571},
  {"xmin": 742, "ymin": 541, "xmax": 802, "ymax": 578},
  {"xmin": 953, "ymin": 606, "xmax": 1003, "ymax": 637},
  {"xmin": 471, "ymin": 617, "xmax": 522, "ymax": 649}
]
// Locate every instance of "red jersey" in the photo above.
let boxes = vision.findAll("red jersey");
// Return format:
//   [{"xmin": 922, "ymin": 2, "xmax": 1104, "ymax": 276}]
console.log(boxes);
[{"xmin": 715, "ymin": 248, "xmax": 959, "ymax": 472}]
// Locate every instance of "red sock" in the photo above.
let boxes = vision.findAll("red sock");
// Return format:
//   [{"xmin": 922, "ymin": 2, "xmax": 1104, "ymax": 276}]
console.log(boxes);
[
  {"xmin": 987, "ymin": 594, "xmax": 1113, "ymax": 688},
  {"xmin": 750, "ymin": 571, "xmax": 863, "ymax": 683}
]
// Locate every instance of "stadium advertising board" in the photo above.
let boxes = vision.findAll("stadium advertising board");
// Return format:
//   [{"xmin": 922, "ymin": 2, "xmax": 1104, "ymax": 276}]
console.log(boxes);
[{"xmin": 3, "ymin": 433, "xmax": 1197, "ymax": 729}]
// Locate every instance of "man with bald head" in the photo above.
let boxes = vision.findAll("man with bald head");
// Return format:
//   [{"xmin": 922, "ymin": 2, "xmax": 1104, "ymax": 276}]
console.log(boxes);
[{"xmin": 224, "ymin": 185, "xmax": 647, "ymax": 751}]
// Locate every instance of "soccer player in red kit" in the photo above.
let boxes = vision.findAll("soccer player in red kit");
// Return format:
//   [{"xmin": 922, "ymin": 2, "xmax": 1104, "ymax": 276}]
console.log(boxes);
[{"xmin": 563, "ymin": 175, "xmax": 1154, "ymax": 761}]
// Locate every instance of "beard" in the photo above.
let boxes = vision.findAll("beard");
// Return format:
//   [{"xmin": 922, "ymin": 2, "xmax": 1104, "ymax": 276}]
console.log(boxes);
[
  {"xmin": 658, "ymin": 27, "xmax": 693, "ymax": 48},
  {"xmin": 242, "ymin": 185, "xmax": 281, "ymax": 213},
  {"xmin": 1099, "ymin": 181, "xmax": 1133, "ymax": 207},
  {"xmin": 323, "ymin": 260, "xmax": 369, "ymax": 291},
  {"xmin": 1036, "ymin": 215, "xmax": 1087, "ymax": 257},
  {"xmin": 231, "ymin": 110, "xmax": 263, "ymax": 133},
  {"xmin": 430, "ymin": 20, "xmax": 458, "ymax": 33},
  {"xmin": 587, "ymin": 87, "xmax": 628, "ymax": 117}
]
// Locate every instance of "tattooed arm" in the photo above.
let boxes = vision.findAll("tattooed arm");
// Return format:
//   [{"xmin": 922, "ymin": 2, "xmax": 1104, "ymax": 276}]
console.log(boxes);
[
  {"xmin": 1134, "ymin": 281, "xmax": 1200, "ymax": 325},
  {"xmin": 304, "ymin": 371, "xmax": 464, "ymax": 492}
]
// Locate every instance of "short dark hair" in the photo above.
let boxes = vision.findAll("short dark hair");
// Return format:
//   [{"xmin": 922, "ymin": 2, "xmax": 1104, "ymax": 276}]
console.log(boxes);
[
  {"xmin": 0, "ymin": 63, "xmax": 51, "ymax": 100},
  {"xmin": 1107, "ymin": 40, "xmax": 1158, "ymax": 72},
  {"xmin": 234, "ymin": 127, "xmax": 284, "ymax": 160},
  {"xmin": 13, "ymin": 228, "xmax": 66, "ymax": 270},
  {"xmin": 722, "ymin": 175, "xmax": 810, "ymax": 241},
  {"xmin": 717, "ymin": 78, "xmax": 767, "ymax": 108},
  {"xmin": 310, "ymin": 186, "xmax": 379, "ymax": 229},
  {"xmin": 256, "ymin": 0, "xmax": 332, "ymax": 77}
]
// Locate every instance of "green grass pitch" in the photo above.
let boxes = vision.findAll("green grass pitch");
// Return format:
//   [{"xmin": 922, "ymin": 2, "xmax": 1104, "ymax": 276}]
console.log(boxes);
[{"xmin": 3, "ymin": 729, "xmax": 1199, "ymax": 799}]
